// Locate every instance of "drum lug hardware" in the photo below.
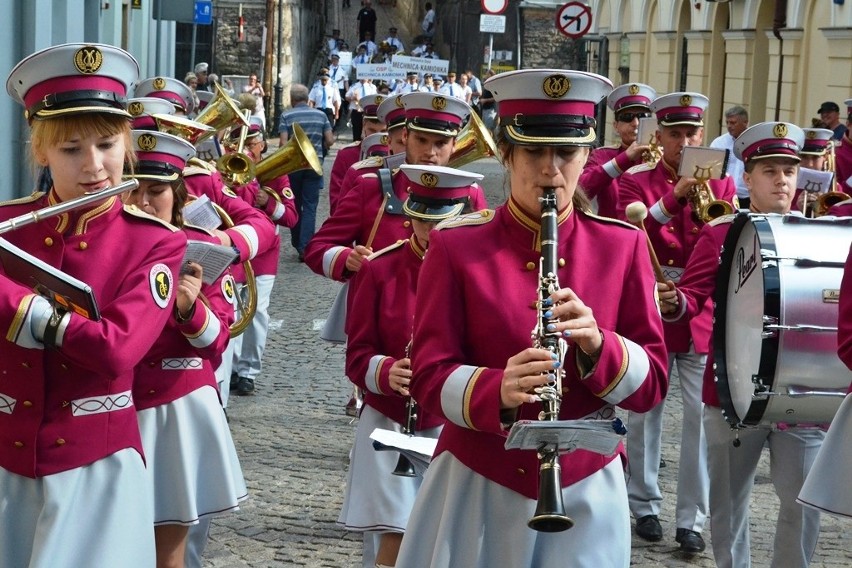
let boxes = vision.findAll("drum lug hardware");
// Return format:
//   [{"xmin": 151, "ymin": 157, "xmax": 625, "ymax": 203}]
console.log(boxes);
[
  {"xmin": 761, "ymin": 315, "xmax": 779, "ymax": 338},
  {"xmin": 751, "ymin": 375, "xmax": 770, "ymax": 397}
]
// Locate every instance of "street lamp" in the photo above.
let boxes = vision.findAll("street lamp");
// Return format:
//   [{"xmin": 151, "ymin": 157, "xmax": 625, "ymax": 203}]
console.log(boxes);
[{"xmin": 272, "ymin": 0, "xmax": 284, "ymax": 136}]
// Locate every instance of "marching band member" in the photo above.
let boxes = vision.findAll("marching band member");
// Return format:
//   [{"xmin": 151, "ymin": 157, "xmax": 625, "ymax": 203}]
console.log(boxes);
[
  {"xmin": 797, "ymin": 242, "xmax": 852, "ymax": 520},
  {"xmin": 330, "ymin": 93, "xmax": 386, "ymax": 213},
  {"xmin": 125, "ymin": 130, "xmax": 247, "ymax": 568},
  {"xmin": 0, "ymin": 43, "xmax": 187, "ymax": 567},
  {"xmin": 618, "ymin": 91, "xmax": 737, "ymax": 553},
  {"xmin": 332, "ymin": 94, "xmax": 409, "ymax": 216},
  {"xmin": 346, "ymin": 78, "xmax": 378, "ymax": 142},
  {"xmin": 662, "ymin": 122, "xmax": 825, "ymax": 567},
  {"xmin": 795, "ymin": 127, "xmax": 837, "ymax": 214},
  {"xmin": 304, "ymin": 92, "xmax": 487, "ymax": 296},
  {"xmin": 396, "ymin": 69, "xmax": 668, "ymax": 567},
  {"xmin": 227, "ymin": 118, "xmax": 299, "ymax": 396},
  {"xmin": 578, "ymin": 83, "xmax": 655, "ymax": 218},
  {"xmin": 341, "ymin": 165, "xmax": 484, "ymax": 568}
]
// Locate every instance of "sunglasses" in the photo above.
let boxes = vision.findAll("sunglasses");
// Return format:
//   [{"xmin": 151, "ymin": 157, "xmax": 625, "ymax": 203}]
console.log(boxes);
[{"xmin": 617, "ymin": 112, "xmax": 652, "ymax": 122}]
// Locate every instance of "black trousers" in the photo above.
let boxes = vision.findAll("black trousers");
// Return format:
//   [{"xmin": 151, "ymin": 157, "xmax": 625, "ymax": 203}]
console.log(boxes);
[{"xmin": 350, "ymin": 110, "xmax": 364, "ymax": 141}]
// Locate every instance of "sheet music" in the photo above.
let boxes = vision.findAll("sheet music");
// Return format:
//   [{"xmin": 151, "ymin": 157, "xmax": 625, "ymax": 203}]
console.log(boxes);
[
  {"xmin": 505, "ymin": 420, "xmax": 624, "ymax": 456},
  {"xmin": 384, "ymin": 152, "xmax": 406, "ymax": 170},
  {"xmin": 797, "ymin": 167, "xmax": 836, "ymax": 194},
  {"xmin": 182, "ymin": 195, "xmax": 222, "ymax": 231},
  {"xmin": 182, "ymin": 240, "xmax": 238, "ymax": 284},
  {"xmin": 369, "ymin": 428, "xmax": 438, "ymax": 458}
]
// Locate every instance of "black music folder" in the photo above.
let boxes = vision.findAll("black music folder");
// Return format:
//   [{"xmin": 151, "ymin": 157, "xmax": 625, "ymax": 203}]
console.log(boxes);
[{"xmin": 0, "ymin": 237, "xmax": 100, "ymax": 320}]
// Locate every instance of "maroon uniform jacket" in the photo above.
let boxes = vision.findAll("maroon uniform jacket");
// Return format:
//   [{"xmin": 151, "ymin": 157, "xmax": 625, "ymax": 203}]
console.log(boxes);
[
  {"xmin": 304, "ymin": 166, "xmax": 487, "ymax": 283},
  {"xmin": 579, "ymin": 144, "xmax": 641, "ymax": 218},
  {"xmin": 836, "ymin": 134, "xmax": 852, "ymax": 194},
  {"xmin": 410, "ymin": 200, "xmax": 668, "ymax": 498},
  {"xmin": 134, "ymin": 226, "xmax": 235, "ymax": 410},
  {"xmin": 618, "ymin": 158, "xmax": 737, "ymax": 353},
  {"xmin": 346, "ymin": 236, "xmax": 442, "ymax": 428},
  {"xmin": 183, "ymin": 160, "xmax": 276, "ymax": 264},
  {"xmin": 0, "ymin": 193, "xmax": 186, "ymax": 478},
  {"xmin": 328, "ymin": 141, "xmax": 362, "ymax": 215}
]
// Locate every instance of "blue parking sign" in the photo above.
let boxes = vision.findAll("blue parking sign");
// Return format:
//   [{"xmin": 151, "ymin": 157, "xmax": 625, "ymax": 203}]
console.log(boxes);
[{"xmin": 194, "ymin": 0, "xmax": 213, "ymax": 25}]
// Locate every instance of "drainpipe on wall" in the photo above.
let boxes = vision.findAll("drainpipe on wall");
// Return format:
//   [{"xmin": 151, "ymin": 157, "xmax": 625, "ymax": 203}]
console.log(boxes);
[{"xmin": 772, "ymin": 0, "xmax": 788, "ymax": 122}]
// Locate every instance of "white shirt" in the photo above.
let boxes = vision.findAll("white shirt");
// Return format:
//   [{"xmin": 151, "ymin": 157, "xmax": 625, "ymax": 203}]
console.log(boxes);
[
  {"xmin": 422, "ymin": 9, "xmax": 435, "ymax": 35},
  {"xmin": 385, "ymin": 36, "xmax": 405, "ymax": 53},
  {"xmin": 308, "ymin": 82, "xmax": 341, "ymax": 111},
  {"xmin": 345, "ymin": 81, "xmax": 377, "ymax": 112},
  {"xmin": 329, "ymin": 65, "xmax": 348, "ymax": 91},
  {"xmin": 710, "ymin": 132, "xmax": 748, "ymax": 199},
  {"xmin": 439, "ymin": 82, "xmax": 466, "ymax": 101}
]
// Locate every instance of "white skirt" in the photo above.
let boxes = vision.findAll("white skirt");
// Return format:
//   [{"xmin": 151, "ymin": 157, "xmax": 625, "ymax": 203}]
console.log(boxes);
[
  {"xmin": 797, "ymin": 392, "xmax": 852, "ymax": 518},
  {"xmin": 396, "ymin": 453, "xmax": 631, "ymax": 568},
  {"xmin": 137, "ymin": 385, "xmax": 248, "ymax": 525},
  {"xmin": 338, "ymin": 404, "xmax": 442, "ymax": 533},
  {"xmin": 0, "ymin": 448, "xmax": 155, "ymax": 568}
]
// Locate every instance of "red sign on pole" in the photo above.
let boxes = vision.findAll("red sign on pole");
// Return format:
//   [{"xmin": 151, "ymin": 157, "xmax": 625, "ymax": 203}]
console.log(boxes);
[
  {"xmin": 556, "ymin": 2, "xmax": 593, "ymax": 39},
  {"xmin": 481, "ymin": 0, "xmax": 509, "ymax": 15}
]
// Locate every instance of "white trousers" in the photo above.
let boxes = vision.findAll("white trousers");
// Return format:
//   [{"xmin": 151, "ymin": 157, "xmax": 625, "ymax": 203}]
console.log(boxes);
[
  {"xmin": 233, "ymin": 275, "xmax": 275, "ymax": 381},
  {"xmin": 626, "ymin": 348, "xmax": 709, "ymax": 532},
  {"xmin": 704, "ymin": 408, "xmax": 824, "ymax": 568}
]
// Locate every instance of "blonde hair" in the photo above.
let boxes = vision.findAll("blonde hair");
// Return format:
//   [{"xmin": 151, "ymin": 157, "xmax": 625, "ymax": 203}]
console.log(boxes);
[{"xmin": 30, "ymin": 114, "xmax": 135, "ymax": 172}]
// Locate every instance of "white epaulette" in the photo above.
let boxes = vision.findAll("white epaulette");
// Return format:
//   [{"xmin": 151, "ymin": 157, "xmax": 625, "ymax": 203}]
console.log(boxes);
[
  {"xmin": 184, "ymin": 158, "xmax": 216, "ymax": 175},
  {"xmin": 342, "ymin": 140, "xmax": 361, "ymax": 150},
  {"xmin": 625, "ymin": 162, "xmax": 654, "ymax": 175},
  {"xmin": 367, "ymin": 239, "xmax": 406, "ymax": 260},
  {"xmin": 123, "ymin": 204, "xmax": 180, "ymax": 232},
  {"xmin": 353, "ymin": 156, "xmax": 384, "ymax": 170},
  {"xmin": 0, "ymin": 191, "xmax": 44, "ymax": 207},
  {"xmin": 435, "ymin": 209, "xmax": 495, "ymax": 230},
  {"xmin": 183, "ymin": 222, "xmax": 216, "ymax": 236},
  {"xmin": 707, "ymin": 213, "xmax": 737, "ymax": 227},
  {"xmin": 582, "ymin": 209, "xmax": 639, "ymax": 231}
]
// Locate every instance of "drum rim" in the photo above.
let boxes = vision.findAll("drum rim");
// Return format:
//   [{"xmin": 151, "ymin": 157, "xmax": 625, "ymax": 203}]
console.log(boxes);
[{"xmin": 713, "ymin": 213, "xmax": 780, "ymax": 426}]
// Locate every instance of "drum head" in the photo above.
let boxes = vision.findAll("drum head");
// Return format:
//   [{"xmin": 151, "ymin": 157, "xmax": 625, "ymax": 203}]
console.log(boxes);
[{"xmin": 714, "ymin": 214, "xmax": 778, "ymax": 426}]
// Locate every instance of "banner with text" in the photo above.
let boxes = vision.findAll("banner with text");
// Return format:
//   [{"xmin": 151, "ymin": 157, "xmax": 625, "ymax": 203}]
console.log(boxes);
[
  {"xmin": 356, "ymin": 64, "xmax": 407, "ymax": 81},
  {"xmin": 391, "ymin": 55, "xmax": 450, "ymax": 76}
]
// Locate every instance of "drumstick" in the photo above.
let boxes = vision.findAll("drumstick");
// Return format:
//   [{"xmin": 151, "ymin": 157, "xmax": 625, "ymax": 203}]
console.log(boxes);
[{"xmin": 625, "ymin": 201, "xmax": 667, "ymax": 284}]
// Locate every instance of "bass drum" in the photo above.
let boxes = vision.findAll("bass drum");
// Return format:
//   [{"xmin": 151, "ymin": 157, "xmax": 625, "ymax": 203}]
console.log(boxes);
[{"xmin": 714, "ymin": 213, "xmax": 852, "ymax": 426}]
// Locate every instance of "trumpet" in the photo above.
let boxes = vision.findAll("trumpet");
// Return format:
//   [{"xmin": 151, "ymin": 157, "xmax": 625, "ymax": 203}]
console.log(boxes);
[
  {"xmin": 0, "ymin": 180, "xmax": 139, "ymax": 235},
  {"xmin": 448, "ymin": 111, "xmax": 499, "ymax": 168},
  {"xmin": 217, "ymin": 110, "xmax": 256, "ymax": 187},
  {"xmin": 528, "ymin": 186, "xmax": 574, "ymax": 533}
]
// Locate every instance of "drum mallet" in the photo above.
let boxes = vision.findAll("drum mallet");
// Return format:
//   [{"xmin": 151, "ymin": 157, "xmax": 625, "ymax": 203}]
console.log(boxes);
[{"xmin": 626, "ymin": 201, "xmax": 667, "ymax": 284}]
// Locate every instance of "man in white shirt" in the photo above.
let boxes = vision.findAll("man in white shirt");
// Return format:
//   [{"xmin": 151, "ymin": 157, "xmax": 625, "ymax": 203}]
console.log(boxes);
[
  {"xmin": 399, "ymin": 72, "xmax": 420, "ymax": 94},
  {"xmin": 329, "ymin": 54, "xmax": 350, "ymax": 130},
  {"xmin": 439, "ymin": 72, "xmax": 465, "ymax": 100},
  {"xmin": 709, "ymin": 106, "xmax": 749, "ymax": 207},
  {"xmin": 421, "ymin": 2, "xmax": 436, "ymax": 40},
  {"xmin": 345, "ymin": 78, "xmax": 377, "ymax": 140},
  {"xmin": 361, "ymin": 31, "xmax": 378, "ymax": 58},
  {"xmin": 418, "ymin": 73, "xmax": 435, "ymax": 92},
  {"xmin": 385, "ymin": 27, "xmax": 405, "ymax": 53},
  {"xmin": 308, "ymin": 69, "xmax": 341, "ymax": 129},
  {"xmin": 465, "ymin": 69, "xmax": 482, "ymax": 112}
]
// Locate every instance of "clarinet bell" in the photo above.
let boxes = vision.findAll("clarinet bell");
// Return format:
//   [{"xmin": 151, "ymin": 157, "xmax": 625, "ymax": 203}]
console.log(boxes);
[
  {"xmin": 392, "ymin": 454, "xmax": 417, "ymax": 477},
  {"xmin": 528, "ymin": 458, "xmax": 574, "ymax": 532}
]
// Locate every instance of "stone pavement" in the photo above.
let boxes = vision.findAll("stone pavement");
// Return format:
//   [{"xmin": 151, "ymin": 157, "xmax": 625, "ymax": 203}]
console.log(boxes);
[{"xmin": 199, "ymin": 4, "xmax": 851, "ymax": 567}]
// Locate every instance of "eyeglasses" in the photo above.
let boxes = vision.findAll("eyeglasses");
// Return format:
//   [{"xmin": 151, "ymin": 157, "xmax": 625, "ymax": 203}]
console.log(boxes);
[{"xmin": 616, "ymin": 112, "xmax": 652, "ymax": 123}]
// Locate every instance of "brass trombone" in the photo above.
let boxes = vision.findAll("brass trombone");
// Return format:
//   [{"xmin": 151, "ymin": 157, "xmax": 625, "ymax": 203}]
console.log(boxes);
[
  {"xmin": 209, "ymin": 201, "xmax": 257, "ymax": 338},
  {"xmin": 814, "ymin": 143, "xmax": 845, "ymax": 217}
]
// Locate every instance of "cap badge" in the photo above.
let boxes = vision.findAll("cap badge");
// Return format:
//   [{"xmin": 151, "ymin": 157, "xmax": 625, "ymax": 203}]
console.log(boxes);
[
  {"xmin": 679, "ymin": 95, "xmax": 692, "ymax": 107},
  {"xmin": 773, "ymin": 123, "xmax": 788, "ymax": 138},
  {"xmin": 73, "ymin": 46, "xmax": 103, "ymax": 75},
  {"xmin": 128, "ymin": 101, "xmax": 144, "ymax": 117},
  {"xmin": 628, "ymin": 84, "xmax": 640, "ymax": 95},
  {"xmin": 380, "ymin": 134, "xmax": 388, "ymax": 144},
  {"xmin": 806, "ymin": 130, "xmax": 817, "ymax": 139},
  {"xmin": 542, "ymin": 74, "xmax": 571, "ymax": 99},
  {"xmin": 420, "ymin": 173, "xmax": 438, "ymax": 188},
  {"xmin": 432, "ymin": 96, "xmax": 447, "ymax": 111},
  {"xmin": 395, "ymin": 96, "xmax": 404, "ymax": 108},
  {"xmin": 153, "ymin": 77, "xmax": 167, "ymax": 90},
  {"xmin": 375, "ymin": 96, "xmax": 385, "ymax": 105},
  {"xmin": 138, "ymin": 133, "xmax": 158, "ymax": 151}
]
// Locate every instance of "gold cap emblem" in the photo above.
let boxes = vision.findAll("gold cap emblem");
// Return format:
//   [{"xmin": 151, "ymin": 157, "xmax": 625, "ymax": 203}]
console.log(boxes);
[
  {"xmin": 380, "ymin": 134, "xmax": 388, "ymax": 145},
  {"xmin": 128, "ymin": 101, "xmax": 144, "ymax": 117},
  {"xmin": 137, "ymin": 133, "xmax": 157, "ymax": 151},
  {"xmin": 432, "ymin": 96, "xmax": 447, "ymax": 111},
  {"xmin": 773, "ymin": 123, "xmax": 788, "ymax": 138},
  {"xmin": 628, "ymin": 84, "xmax": 640, "ymax": 95},
  {"xmin": 395, "ymin": 96, "xmax": 404, "ymax": 108},
  {"xmin": 375, "ymin": 96, "xmax": 385, "ymax": 105},
  {"xmin": 420, "ymin": 173, "xmax": 438, "ymax": 188},
  {"xmin": 679, "ymin": 95, "xmax": 692, "ymax": 106},
  {"xmin": 806, "ymin": 130, "xmax": 817, "ymax": 139},
  {"xmin": 542, "ymin": 74, "xmax": 571, "ymax": 99},
  {"xmin": 153, "ymin": 77, "xmax": 167, "ymax": 90},
  {"xmin": 74, "ymin": 46, "xmax": 103, "ymax": 74}
]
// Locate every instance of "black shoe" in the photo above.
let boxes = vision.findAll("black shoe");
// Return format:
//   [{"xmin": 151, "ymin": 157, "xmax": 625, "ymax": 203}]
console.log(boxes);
[
  {"xmin": 635, "ymin": 515, "xmax": 663, "ymax": 542},
  {"xmin": 297, "ymin": 252, "xmax": 305, "ymax": 263},
  {"xmin": 675, "ymin": 528, "xmax": 705, "ymax": 553},
  {"xmin": 344, "ymin": 396, "xmax": 359, "ymax": 417},
  {"xmin": 229, "ymin": 372, "xmax": 239, "ymax": 391},
  {"xmin": 236, "ymin": 377, "xmax": 255, "ymax": 396}
]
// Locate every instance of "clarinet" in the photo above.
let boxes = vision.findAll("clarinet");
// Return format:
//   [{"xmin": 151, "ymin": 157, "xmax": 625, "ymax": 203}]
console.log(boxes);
[
  {"xmin": 527, "ymin": 187, "xmax": 574, "ymax": 532},
  {"xmin": 392, "ymin": 340, "xmax": 417, "ymax": 477}
]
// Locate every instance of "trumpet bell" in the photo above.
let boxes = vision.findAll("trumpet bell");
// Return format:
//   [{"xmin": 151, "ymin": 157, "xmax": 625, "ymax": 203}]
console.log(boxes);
[
  {"xmin": 154, "ymin": 114, "xmax": 216, "ymax": 145},
  {"xmin": 255, "ymin": 123, "xmax": 323, "ymax": 183},
  {"xmin": 449, "ymin": 111, "xmax": 500, "ymax": 169},
  {"xmin": 816, "ymin": 191, "xmax": 848, "ymax": 217},
  {"xmin": 217, "ymin": 153, "xmax": 257, "ymax": 187}
]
